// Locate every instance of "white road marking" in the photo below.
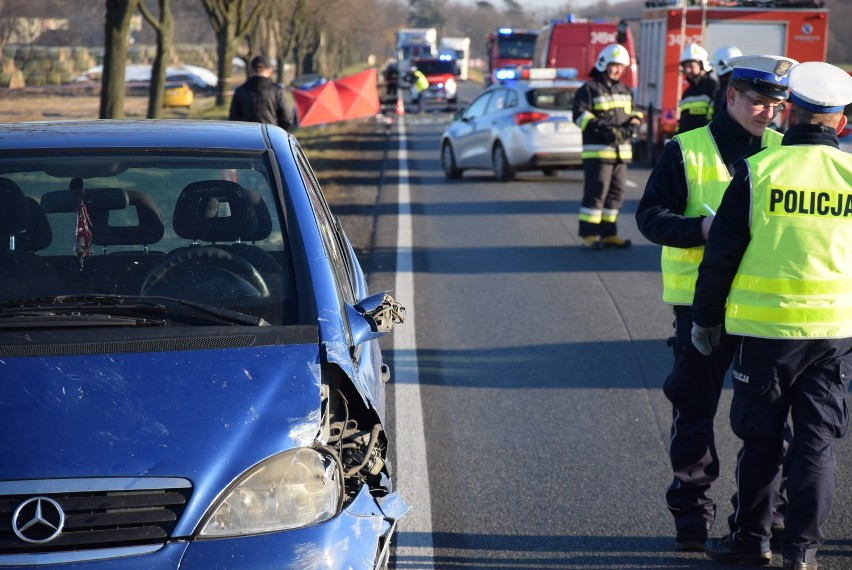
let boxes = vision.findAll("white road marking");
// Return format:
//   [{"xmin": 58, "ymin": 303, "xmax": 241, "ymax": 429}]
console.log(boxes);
[{"xmin": 393, "ymin": 118, "xmax": 435, "ymax": 568}]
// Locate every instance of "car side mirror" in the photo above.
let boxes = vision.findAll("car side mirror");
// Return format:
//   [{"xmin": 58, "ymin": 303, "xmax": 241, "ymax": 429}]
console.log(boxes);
[{"xmin": 346, "ymin": 291, "xmax": 406, "ymax": 345}]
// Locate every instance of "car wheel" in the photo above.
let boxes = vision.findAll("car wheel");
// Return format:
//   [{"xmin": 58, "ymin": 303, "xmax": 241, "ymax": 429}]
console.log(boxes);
[
  {"xmin": 542, "ymin": 168, "xmax": 557, "ymax": 176},
  {"xmin": 492, "ymin": 143, "xmax": 514, "ymax": 182},
  {"xmin": 441, "ymin": 141, "xmax": 462, "ymax": 179}
]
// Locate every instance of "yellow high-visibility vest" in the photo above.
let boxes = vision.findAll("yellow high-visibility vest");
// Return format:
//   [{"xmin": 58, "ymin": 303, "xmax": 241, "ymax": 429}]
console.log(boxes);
[
  {"xmin": 660, "ymin": 126, "xmax": 781, "ymax": 304},
  {"xmin": 725, "ymin": 145, "xmax": 852, "ymax": 338}
]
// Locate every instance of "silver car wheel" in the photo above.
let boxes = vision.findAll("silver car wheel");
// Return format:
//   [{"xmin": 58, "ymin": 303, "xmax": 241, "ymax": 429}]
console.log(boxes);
[
  {"xmin": 492, "ymin": 143, "xmax": 514, "ymax": 182},
  {"xmin": 441, "ymin": 142, "xmax": 462, "ymax": 179}
]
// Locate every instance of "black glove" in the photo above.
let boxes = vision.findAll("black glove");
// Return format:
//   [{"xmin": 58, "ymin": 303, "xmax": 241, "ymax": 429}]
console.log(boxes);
[{"xmin": 592, "ymin": 121, "xmax": 617, "ymax": 145}]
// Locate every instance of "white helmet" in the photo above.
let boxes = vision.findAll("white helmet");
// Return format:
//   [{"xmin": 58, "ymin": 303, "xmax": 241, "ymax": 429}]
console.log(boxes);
[
  {"xmin": 712, "ymin": 45, "xmax": 743, "ymax": 77},
  {"xmin": 680, "ymin": 43, "xmax": 711, "ymax": 71},
  {"xmin": 594, "ymin": 43, "xmax": 631, "ymax": 72}
]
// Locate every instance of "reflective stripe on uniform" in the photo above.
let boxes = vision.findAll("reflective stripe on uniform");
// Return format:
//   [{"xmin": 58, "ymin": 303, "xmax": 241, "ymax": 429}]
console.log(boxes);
[
  {"xmin": 601, "ymin": 208, "xmax": 619, "ymax": 223},
  {"xmin": 576, "ymin": 111, "xmax": 595, "ymax": 130},
  {"xmin": 579, "ymin": 207, "xmax": 602, "ymax": 224}
]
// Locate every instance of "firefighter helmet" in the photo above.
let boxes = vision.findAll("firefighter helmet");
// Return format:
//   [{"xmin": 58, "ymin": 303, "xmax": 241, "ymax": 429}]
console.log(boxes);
[
  {"xmin": 712, "ymin": 45, "xmax": 743, "ymax": 77},
  {"xmin": 593, "ymin": 43, "xmax": 631, "ymax": 72},
  {"xmin": 680, "ymin": 43, "xmax": 711, "ymax": 71}
]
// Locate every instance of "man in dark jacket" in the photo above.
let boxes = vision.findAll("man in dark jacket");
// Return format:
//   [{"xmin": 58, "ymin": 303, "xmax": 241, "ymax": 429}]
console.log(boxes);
[
  {"xmin": 636, "ymin": 54, "xmax": 797, "ymax": 553},
  {"xmin": 572, "ymin": 43, "xmax": 642, "ymax": 250},
  {"xmin": 229, "ymin": 55, "xmax": 292, "ymax": 131},
  {"xmin": 692, "ymin": 60, "xmax": 852, "ymax": 570}
]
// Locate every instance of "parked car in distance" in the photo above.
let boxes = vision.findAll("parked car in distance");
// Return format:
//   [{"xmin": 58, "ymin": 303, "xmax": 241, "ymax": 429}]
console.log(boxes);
[
  {"xmin": 163, "ymin": 80, "xmax": 193, "ymax": 108},
  {"xmin": 439, "ymin": 67, "xmax": 583, "ymax": 181},
  {"xmin": 0, "ymin": 119, "xmax": 407, "ymax": 568}
]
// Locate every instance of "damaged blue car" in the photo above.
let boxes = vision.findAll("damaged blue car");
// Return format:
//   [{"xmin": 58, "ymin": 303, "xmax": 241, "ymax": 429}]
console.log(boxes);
[{"xmin": 0, "ymin": 120, "xmax": 407, "ymax": 568}]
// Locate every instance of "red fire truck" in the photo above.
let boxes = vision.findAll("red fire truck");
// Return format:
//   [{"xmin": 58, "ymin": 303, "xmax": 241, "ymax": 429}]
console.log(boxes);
[
  {"xmin": 636, "ymin": 1, "xmax": 829, "ymax": 151},
  {"xmin": 485, "ymin": 28, "xmax": 539, "ymax": 86},
  {"xmin": 532, "ymin": 15, "xmax": 637, "ymax": 90}
]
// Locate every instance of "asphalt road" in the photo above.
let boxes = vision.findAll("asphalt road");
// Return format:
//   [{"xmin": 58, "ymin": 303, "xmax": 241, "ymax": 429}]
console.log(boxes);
[{"xmin": 328, "ymin": 84, "xmax": 852, "ymax": 570}]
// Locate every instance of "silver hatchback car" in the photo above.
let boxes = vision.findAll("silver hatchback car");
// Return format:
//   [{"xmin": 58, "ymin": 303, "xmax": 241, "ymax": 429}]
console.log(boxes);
[{"xmin": 439, "ymin": 68, "xmax": 583, "ymax": 182}]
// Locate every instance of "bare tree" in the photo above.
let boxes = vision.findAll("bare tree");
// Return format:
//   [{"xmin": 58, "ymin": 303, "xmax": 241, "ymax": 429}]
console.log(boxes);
[
  {"xmin": 201, "ymin": 0, "xmax": 266, "ymax": 106},
  {"xmin": 100, "ymin": 0, "xmax": 140, "ymax": 119},
  {"xmin": 139, "ymin": 0, "xmax": 173, "ymax": 118}
]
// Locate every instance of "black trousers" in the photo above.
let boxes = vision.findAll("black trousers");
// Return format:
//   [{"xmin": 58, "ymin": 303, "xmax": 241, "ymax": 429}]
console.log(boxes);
[
  {"xmin": 728, "ymin": 336, "xmax": 852, "ymax": 563},
  {"xmin": 578, "ymin": 160, "xmax": 627, "ymax": 238},
  {"xmin": 664, "ymin": 305, "xmax": 737, "ymax": 532}
]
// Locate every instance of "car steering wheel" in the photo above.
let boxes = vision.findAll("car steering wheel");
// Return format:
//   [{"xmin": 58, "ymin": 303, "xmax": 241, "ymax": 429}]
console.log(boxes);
[{"xmin": 141, "ymin": 246, "xmax": 270, "ymax": 301}]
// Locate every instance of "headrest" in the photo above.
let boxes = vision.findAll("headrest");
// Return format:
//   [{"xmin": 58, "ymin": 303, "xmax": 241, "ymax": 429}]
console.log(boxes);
[
  {"xmin": 173, "ymin": 180, "xmax": 260, "ymax": 243},
  {"xmin": 0, "ymin": 177, "xmax": 33, "ymax": 236},
  {"xmin": 41, "ymin": 187, "xmax": 129, "ymax": 213},
  {"xmin": 17, "ymin": 197, "xmax": 52, "ymax": 252},
  {"xmin": 89, "ymin": 189, "xmax": 165, "ymax": 246}
]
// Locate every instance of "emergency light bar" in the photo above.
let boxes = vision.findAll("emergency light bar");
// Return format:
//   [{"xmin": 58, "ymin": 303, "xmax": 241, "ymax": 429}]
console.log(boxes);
[{"xmin": 496, "ymin": 67, "xmax": 579, "ymax": 82}]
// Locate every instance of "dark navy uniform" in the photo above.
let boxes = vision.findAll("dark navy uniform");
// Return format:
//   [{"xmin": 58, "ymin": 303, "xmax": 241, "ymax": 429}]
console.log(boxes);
[
  {"xmin": 573, "ymin": 68, "xmax": 639, "ymax": 241},
  {"xmin": 694, "ymin": 122, "xmax": 852, "ymax": 567},
  {"xmin": 677, "ymin": 73, "xmax": 718, "ymax": 134},
  {"xmin": 636, "ymin": 105, "xmax": 785, "ymax": 544}
]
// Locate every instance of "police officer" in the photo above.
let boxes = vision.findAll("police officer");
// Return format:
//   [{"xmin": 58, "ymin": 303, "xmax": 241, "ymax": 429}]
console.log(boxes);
[
  {"xmin": 711, "ymin": 45, "xmax": 742, "ymax": 115},
  {"xmin": 635, "ymin": 54, "xmax": 796, "ymax": 552},
  {"xmin": 692, "ymin": 61, "xmax": 852, "ymax": 570},
  {"xmin": 572, "ymin": 43, "xmax": 643, "ymax": 250},
  {"xmin": 677, "ymin": 44, "xmax": 718, "ymax": 134},
  {"xmin": 407, "ymin": 66, "xmax": 429, "ymax": 114}
]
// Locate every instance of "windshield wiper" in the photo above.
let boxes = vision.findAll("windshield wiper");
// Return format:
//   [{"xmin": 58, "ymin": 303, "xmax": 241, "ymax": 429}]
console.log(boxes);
[
  {"xmin": 0, "ymin": 294, "xmax": 268, "ymax": 327},
  {"xmin": 0, "ymin": 313, "xmax": 163, "ymax": 329}
]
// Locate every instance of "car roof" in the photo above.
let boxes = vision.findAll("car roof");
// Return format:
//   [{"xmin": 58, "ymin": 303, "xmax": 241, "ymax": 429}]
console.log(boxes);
[
  {"xmin": 0, "ymin": 120, "xmax": 271, "ymax": 152},
  {"xmin": 501, "ymin": 80, "xmax": 584, "ymax": 91}
]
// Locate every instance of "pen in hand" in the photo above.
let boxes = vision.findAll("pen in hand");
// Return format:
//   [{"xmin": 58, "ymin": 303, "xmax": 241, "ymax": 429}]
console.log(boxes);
[{"xmin": 703, "ymin": 204, "xmax": 716, "ymax": 216}]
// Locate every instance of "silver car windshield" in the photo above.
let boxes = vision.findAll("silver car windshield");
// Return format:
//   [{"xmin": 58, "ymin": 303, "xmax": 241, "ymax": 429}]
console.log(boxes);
[{"xmin": 0, "ymin": 153, "xmax": 297, "ymax": 327}]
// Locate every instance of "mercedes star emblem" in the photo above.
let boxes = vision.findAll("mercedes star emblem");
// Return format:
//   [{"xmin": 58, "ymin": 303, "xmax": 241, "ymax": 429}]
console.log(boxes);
[{"xmin": 12, "ymin": 497, "xmax": 65, "ymax": 544}]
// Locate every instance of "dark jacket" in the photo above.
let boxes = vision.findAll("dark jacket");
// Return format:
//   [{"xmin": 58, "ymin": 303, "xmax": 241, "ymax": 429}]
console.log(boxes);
[
  {"xmin": 692, "ymin": 123, "xmax": 842, "ymax": 327},
  {"xmin": 677, "ymin": 73, "xmax": 719, "ymax": 134},
  {"xmin": 228, "ymin": 75, "xmax": 292, "ymax": 130},
  {"xmin": 572, "ymin": 69, "xmax": 639, "ymax": 164},
  {"xmin": 636, "ymin": 105, "xmax": 768, "ymax": 251}
]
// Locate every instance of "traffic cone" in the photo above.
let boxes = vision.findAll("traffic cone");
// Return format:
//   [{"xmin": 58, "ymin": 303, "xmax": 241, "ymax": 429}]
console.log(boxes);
[{"xmin": 395, "ymin": 94, "xmax": 405, "ymax": 116}]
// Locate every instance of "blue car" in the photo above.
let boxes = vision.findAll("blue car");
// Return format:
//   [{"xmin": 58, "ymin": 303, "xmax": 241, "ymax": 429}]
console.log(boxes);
[{"xmin": 0, "ymin": 120, "xmax": 407, "ymax": 568}]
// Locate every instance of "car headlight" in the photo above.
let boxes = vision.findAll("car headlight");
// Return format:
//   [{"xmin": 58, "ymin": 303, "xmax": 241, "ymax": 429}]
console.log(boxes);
[
  {"xmin": 445, "ymin": 78, "xmax": 457, "ymax": 94},
  {"xmin": 198, "ymin": 448, "xmax": 342, "ymax": 537}
]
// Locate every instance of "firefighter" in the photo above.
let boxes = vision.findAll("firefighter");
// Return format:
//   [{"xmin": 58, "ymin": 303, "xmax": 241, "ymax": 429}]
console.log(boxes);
[
  {"xmin": 572, "ymin": 43, "xmax": 643, "ymax": 250},
  {"xmin": 677, "ymin": 43, "xmax": 718, "ymax": 134},
  {"xmin": 711, "ymin": 45, "xmax": 742, "ymax": 115},
  {"xmin": 635, "ymin": 54, "xmax": 797, "ymax": 552},
  {"xmin": 693, "ymin": 61, "xmax": 852, "ymax": 570}
]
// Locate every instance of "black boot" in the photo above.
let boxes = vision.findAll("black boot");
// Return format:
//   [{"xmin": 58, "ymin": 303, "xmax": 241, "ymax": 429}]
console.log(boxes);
[{"xmin": 705, "ymin": 534, "xmax": 771, "ymax": 565}]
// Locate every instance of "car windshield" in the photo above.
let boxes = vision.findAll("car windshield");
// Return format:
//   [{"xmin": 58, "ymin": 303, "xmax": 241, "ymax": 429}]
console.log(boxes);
[
  {"xmin": 497, "ymin": 34, "xmax": 537, "ymax": 59},
  {"xmin": 416, "ymin": 59, "xmax": 455, "ymax": 75},
  {"xmin": 527, "ymin": 87, "xmax": 576, "ymax": 110},
  {"xmin": 0, "ymin": 152, "xmax": 299, "ymax": 327}
]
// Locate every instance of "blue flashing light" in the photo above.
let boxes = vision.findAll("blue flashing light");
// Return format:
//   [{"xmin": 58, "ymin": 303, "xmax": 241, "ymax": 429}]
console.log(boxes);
[
  {"xmin": 498, "ymin": 28, "xmax": 512, "ymax": 35},
  {"xmin": 495, "ymin": 68, "xmax": 518, "ymax": 81},
  {"xmin": 439, "ymin": 54, "xmax": 453, "ymax": 61},
  {"xmin": 567, "ymin": 13, "xmax": 576, "ymax": 23}
]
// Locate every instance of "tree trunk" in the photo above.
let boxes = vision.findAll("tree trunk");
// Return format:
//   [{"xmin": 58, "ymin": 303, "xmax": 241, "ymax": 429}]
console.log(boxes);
[
  {"xmin": 100, "ymin": 0, "xmax": 139, "ymax": 119},
  {"xmin": 141, "ymin": 0, "xmax": 173, "ymax": 118}
]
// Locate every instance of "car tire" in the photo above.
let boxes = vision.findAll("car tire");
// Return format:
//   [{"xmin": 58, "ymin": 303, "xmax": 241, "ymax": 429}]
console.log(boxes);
[
  {"xmin": 492, "ymin": 143, "xmax": 514, "ymax": 182},
  {"xmin": 441, "ymin": 141, "xmax": 462, "ymax": 179}
]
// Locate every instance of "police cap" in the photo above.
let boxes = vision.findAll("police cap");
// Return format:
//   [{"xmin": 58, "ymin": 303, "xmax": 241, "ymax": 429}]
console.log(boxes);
[
  {"xmin": 727, "ymin": 55, "xmax": 798, "ymax": 100},
  {"xmin": 788, "ymin": 61, "xmax": 852, "ymax": 114}
]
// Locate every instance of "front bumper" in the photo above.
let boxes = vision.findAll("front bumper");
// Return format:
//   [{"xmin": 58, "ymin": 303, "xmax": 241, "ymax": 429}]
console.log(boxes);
[{"xmin": 0, "ymin": 489, "xmax": 408, "ymax": 569}]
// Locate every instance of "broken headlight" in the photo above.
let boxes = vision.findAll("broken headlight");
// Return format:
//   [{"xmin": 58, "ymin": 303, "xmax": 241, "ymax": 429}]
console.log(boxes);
[{"xmin": 198, "ymin": 448, "xmax": 342, "ymax": 537}]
